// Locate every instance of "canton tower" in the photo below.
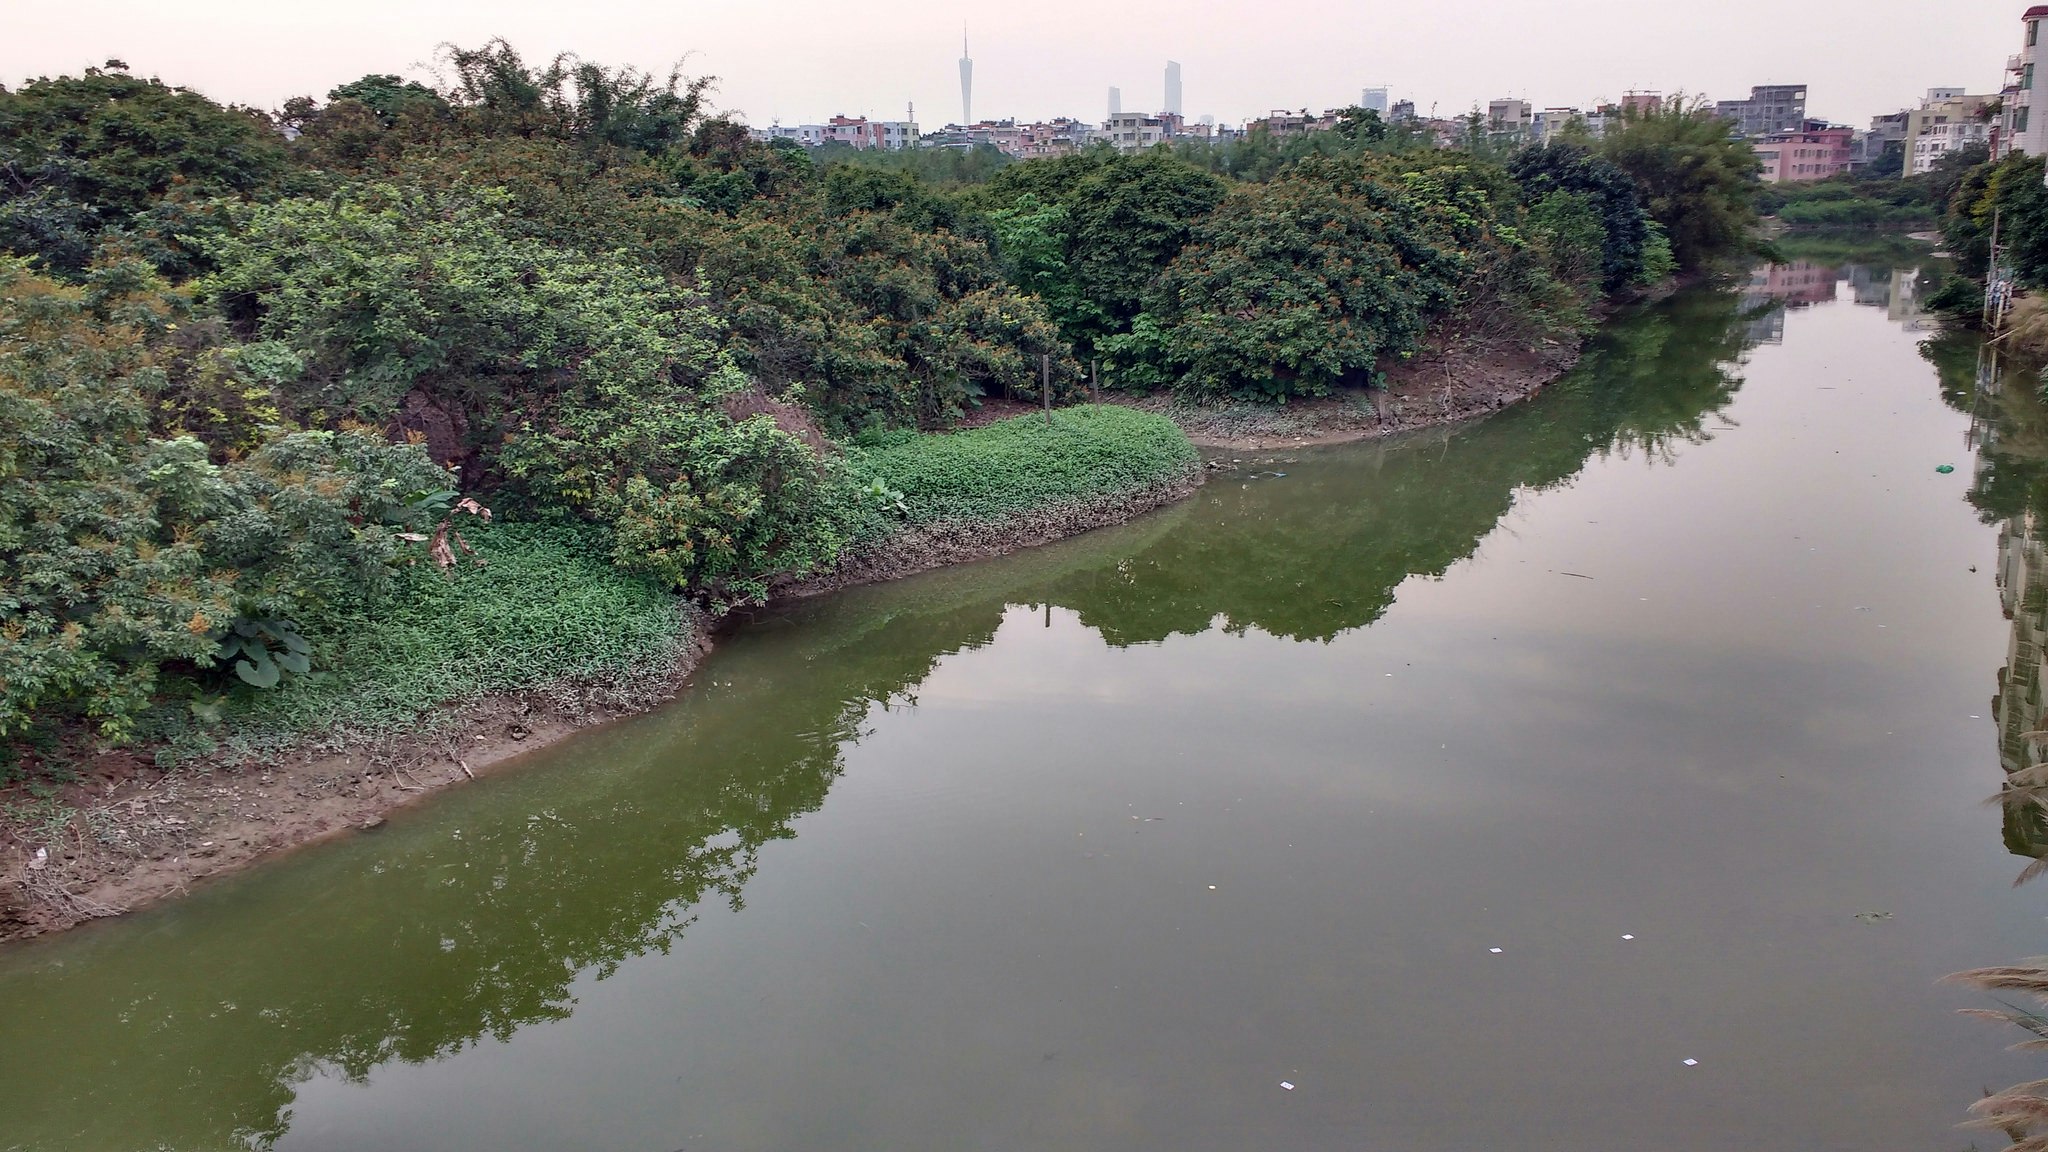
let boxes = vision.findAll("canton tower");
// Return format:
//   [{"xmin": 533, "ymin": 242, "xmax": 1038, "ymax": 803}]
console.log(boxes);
[{"xmin": 959, "ymin": 30, "xmax": 974, "ymax": 126}]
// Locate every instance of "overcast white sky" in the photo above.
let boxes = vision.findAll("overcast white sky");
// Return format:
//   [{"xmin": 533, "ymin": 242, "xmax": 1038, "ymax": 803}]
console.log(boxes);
[{"xmin": 1, "ymin": 0, "xmax": 2021, "ymax": 129}]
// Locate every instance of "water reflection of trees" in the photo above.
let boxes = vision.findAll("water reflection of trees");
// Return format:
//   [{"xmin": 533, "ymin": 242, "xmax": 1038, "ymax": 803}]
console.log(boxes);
[
  {"xmin": 1039, "ymin": 288, "xmax": 1756, "ymax": 645},
  {"xmin": 0, "ymin": 286, "xmax": 1764, "ymax": 1152},
  {"xmin": 1939, "ymin": 333, "xmax": 2048, "ymax": 882}
]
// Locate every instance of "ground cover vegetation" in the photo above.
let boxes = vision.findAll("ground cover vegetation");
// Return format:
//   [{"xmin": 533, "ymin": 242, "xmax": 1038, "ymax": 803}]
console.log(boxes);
[
  {"xmin": 1756, "ymin": 144, "xmax": 1977, "ymax": 233},
  {"xmin": 0, "ymin": 45, "xmax": 1760, "ymax": 766}
]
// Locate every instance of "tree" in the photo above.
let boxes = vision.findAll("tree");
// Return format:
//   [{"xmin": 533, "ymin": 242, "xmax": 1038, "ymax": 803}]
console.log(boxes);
[
  {"xmin": 1599, "ymin": 96, "xmax": 1760, "ymax": 270},
  {"xmin": 0, "ymin": 64, "xmax": 287, "ymax": 274},
  {"xmin": 1508, "ymin": 143, "xmax": 1652, "ymax": 293}
]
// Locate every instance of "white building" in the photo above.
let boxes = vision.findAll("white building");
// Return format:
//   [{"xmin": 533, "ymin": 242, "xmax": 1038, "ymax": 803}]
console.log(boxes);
[
  {"xmin": 1361, "ymin": 86, "xmax": 1389, "ymax": 116},
  {"xmin": 1164, "ymin": 61, "xmax": 1183, "ymax": 118},
  {"xmin": 1487, "ymin": 98, "xmax": 1534, "ymax": 139},
  {"xmin": 2007, "ymin": 8, "xmax": 2048, "ymax": 158},
  {"xmin": 1908, "ymin": 89, "xmax": 1997, "ymax": 174},
  {"xmin": 1106, "ymin": 112, "xmax": 1168, "ymax": 153}
]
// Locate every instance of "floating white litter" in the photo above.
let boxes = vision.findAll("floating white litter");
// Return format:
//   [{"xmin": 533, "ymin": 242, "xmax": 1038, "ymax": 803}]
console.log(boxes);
[
  {"xmin": 1622, "ymin": 934, "xmax": 1635, "ymax": 940},
  {"xmin": 1682, "ymin": 1059, "xmax": 1698, "ymax": 1066},
  {"xmin": 1489, "ymin": 947, "xmax": 1503, "ymax": 953},
  {"xmin": 1280, "ymin": 1081, "xmax": 1295, "ymax": 1091}
]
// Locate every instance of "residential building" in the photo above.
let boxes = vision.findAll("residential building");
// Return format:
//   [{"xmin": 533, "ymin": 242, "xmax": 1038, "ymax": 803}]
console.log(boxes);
[
  {"xmin": 1858, "ymin": 109, "xmax": 1911, "ymax": 168},
  {"xmin": 1108, "ymin": 86, "xmax": 1121, "ymax": 118},
  {"xmin": 1250, "ymin": 109, "xmax": 1335, "ymax": 140},
  {"xmin": 1106, "ymin": 111, "xmax": 1170, "ymax": 152},
  {"xmin": 1619, "ymin": 90, "xmax": 1665, "ymax": 118},
  {"xmin": 2007, "ymin": 7, "xmax": 2048, "ymax": 158},
  {"xmin": 1533, "ymin": 106, "xmax": 1584, "ymax": 144},
  {"xmin": 1390, "ymin": 99, "xmax": 1416, "ymax": 123},
  {"xmin": 1907, "ymin": 89, "xmax": 1998, "ymax": 174},
  {"xmin": 1715, "ymin": 84, "xmax": 1808, "ymax": 136},
  {"xmin": 1751, "ymin": 119, "xmax": 1853, "ymax": 183},
  {"xmin": 1487, "ymin": 98, "xmax": 1534, "ymax": 139},
  {"xmin": 815, "ymin": 115, "xmax": 920, "ymax": 150}
]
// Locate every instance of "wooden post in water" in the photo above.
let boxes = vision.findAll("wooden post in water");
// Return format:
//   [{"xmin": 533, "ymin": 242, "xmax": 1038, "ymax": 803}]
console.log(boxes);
[
  {"xmin": 1042, "ymin": 353, "xmax": 1052, "ymax": 427},
  {"xmin": 1091, "ymin": 358, "xmax": 1099, "ymax": 404}
]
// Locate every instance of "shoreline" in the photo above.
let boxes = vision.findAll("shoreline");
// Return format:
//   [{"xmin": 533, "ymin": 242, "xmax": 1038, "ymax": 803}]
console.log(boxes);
[{"xmin": 0, "ymin": 330, "xmax": 1585, "ymax": 945}]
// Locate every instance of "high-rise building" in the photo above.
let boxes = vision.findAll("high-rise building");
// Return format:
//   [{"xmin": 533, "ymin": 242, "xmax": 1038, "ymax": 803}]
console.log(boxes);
[
  {"xmin": 1361, "ymin": 87, "xmax": 1389, "ymax": 116},
  {"xmin": 1164, "ymin": 61, "xmax": 1183, "ymax": 117},
  {"xmin": 959, "ymin": 31, "xmax": 974, "ymax": 126},
  {"xmin": 1109, "ymin": 86, "xmax": 1122, "ymax": 118}
]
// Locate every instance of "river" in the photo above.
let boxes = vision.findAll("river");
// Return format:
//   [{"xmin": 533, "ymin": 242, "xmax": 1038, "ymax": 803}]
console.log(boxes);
[{"xmin": 2, "ymin": 247, "xmax": 2041, "ymax": 1151}]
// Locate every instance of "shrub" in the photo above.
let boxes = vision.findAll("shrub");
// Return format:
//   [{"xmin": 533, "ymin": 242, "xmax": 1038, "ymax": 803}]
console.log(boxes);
[
  {"xmin": 0, "ymin": 260, "xmax": 451, "ymax": 741},
  {"xmin": 192, "ymin": 522, "xmax": 692, "ymax": 753},
  {"xmin": 848, "ymin": 405, "xmax": 1197, "ymax": 525}
]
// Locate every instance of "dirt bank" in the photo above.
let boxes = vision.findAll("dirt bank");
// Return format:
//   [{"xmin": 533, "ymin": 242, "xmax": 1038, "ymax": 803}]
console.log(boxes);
[{"xmin": 1129, "ymin": 329, "xmax": 1583, "ymax": 450}]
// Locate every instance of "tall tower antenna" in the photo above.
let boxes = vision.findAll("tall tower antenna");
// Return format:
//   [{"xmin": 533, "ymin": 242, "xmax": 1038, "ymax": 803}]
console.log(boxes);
[{"xmin": 959, "ymin": 27, "xmax": 974, "ymax": 126}]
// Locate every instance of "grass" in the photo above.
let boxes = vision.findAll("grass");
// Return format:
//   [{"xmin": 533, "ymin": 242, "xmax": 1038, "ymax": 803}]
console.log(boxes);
[
  {"xmin": 847, "ymin": 405, "xmax": 1199, "ymax": 526},
  {"xmin": 175, "ymin": 522, "xmax": 695, "ymax": 760}
]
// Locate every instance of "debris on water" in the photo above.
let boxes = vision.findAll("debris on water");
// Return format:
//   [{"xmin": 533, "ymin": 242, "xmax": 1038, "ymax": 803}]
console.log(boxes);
[
  {"xmin": 1558, "ymin": 571, "xmax": 1594, "ymax": 580},
  {"xmin": 1622, "ymin": 934, "xmax": 1635, "ymax": 940},
  {"xmin": 1489, "ymin": 947, "xmax": 1503, "ymax": 953},
  {"xmin": 1854, "ymin": 911, "xmax": 1893, "ymax": 923},
  {"xmin": 1683, "ymin": 1059, "xmax": 1698, "ymax": 1067},
  {"xmin": 1936, "ymin": 464, "xmax": 1956, "ymax": 474},
  {"xmin": 1208, "ymin": 885, "xmax": 1217, "ymax": 890},
  {"xmin": 1280, "ymin": 1081, "xmax": 1296, "ymax": 1091}
]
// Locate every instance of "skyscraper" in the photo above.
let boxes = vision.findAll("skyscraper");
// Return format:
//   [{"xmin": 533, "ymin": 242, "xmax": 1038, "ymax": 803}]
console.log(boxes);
[
  {"xmin": 1362, "ymin": 87, "xmax": 1389, "ymax": 116},
  {"xmin": 959, "ymin": 31, "xmax": 974, "ymax": 126},
  {"xmin": 1164, "ymin": 61, "xmax": 1183, "ymax": 117},
  {"xmin": 1108, "ymin": 86, "xmax": 1122, "ymax": 118}
]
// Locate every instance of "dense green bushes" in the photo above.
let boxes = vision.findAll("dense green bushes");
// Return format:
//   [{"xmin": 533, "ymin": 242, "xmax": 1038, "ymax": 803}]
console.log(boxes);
[
  {"xmin": 0, "ymin": 260, "xmax": 453, "ymax": 741},
  {"xmin": 849, "ymin": 406, "xmax": 1198, "ymax": 525},
  {"xmin": 0, "ymin": 41, "xmax": 1766, "ymax": 754}
]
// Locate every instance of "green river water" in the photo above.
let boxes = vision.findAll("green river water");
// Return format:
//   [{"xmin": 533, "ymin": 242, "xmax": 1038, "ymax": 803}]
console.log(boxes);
[{"xmin": 4, "ymin": 251, "xmax": 2045, "ymax": 1151}]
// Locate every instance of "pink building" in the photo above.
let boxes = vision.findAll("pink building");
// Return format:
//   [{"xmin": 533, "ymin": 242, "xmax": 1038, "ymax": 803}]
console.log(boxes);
[{"xmin": 1752, "ymin": 120, "xmax": 1853, "ymax": 183}]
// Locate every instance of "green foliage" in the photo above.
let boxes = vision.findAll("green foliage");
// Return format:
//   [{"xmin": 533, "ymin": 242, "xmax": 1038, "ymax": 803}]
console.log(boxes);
[
  {"xmin": 848, "ymin": 406, "xmax": 1197, "ymax": 525},
  {"xmin": 1757, "ymin": 176, "xmax": 1944, "ymax": 230},
  {"xmin": 1599, "ymin": 97, "xmax": 1761, "ymax": 271},
  {"xmin": 1944, "ymin": 153, "xmax": 2048, "ymax": 287},
  {"xmin": 195, "ymin": 522, "xmax": 693, "ymax": 751},
  {"xmin": 976, "ymin": 150, "xmax": 1228, "ymax": 354},
  {"xmin": 0, "ymin": 63, "xmax": 288, "ymax": 276},
  {"xmin": 1508, "ymin": 143, "xmax": 1651, "ymax": 292},
  {"xmin": 1145, "ymin": 164, "xmax": 1466, "ymax": 399},
  {"xmin": 213, "ymin": 617, "xmax": 311, "ymax": 688},
  {"xmin": 0, "ymin": 260, "xmax": 451, "ymax": 741},
  {"xmin": 816, "ymin": 141, "xmax": 1015, "ymax": 186}
]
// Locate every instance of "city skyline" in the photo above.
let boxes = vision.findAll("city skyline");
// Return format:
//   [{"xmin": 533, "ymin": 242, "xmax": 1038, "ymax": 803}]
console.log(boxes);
[{"xmin": 1, "ymin": 0, "xmax": 2015, "ymax": 131}]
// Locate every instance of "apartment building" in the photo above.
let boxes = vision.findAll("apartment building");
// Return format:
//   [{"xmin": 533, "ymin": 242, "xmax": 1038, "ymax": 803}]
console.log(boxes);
[
  {"xmin": 1752, "ymin": 120, "xmax": 1854, "ymax": 183},
  {"xmin": 1487, "ymin": 98, "xmax": 1534, "ymax": 138},
  {"xmin": 1106, "ymin": 112, "xmax": 1170, "ymax": 152},
  {"xmin": 1715, "ymin": 84, "xmax": 1809, "ymax": 136},
  {"xmin": 1907, "ymin": 89, "xmax": 1997, "ymax": 174},
  {"xmin": 2007, "ymin": 7, "xmax": 2048, "ymax": 157}
]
